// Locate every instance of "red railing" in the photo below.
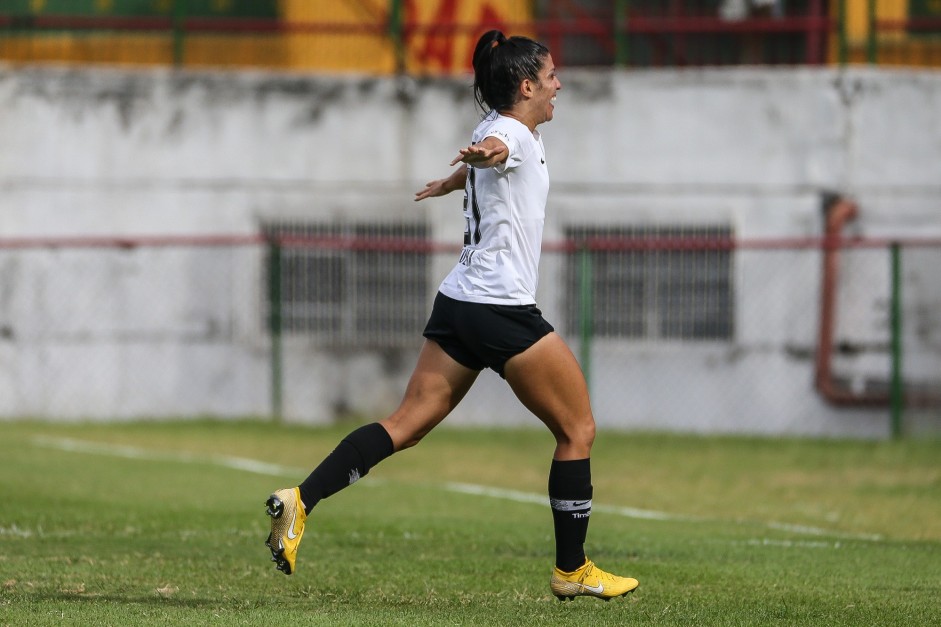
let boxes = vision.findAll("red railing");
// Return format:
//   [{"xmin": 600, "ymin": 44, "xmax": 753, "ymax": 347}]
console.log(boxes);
[
  {"xmin": 1, "ymin": 11, "xmax": 839, "ymax": 69},
  {"xmin": 2, "ymin": 8, "xmax": 939, "ymax": 69}
]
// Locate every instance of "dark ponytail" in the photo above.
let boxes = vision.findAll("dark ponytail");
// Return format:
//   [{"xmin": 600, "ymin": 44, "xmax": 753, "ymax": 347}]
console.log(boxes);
[{"xmin": 472, "ymin": 29, "xmax": 549, "ymax": 114}]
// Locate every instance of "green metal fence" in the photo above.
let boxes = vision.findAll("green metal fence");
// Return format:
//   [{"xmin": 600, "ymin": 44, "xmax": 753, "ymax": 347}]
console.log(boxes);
[{"xmin": 1, "ymin": 234, "xmax": 937, "ymax": 437}]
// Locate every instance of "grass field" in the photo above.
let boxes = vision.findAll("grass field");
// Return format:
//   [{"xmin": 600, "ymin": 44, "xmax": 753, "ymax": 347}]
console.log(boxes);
[{"xmin": 1, "ymin": 419, "xmax": 939, "ymax": 626}]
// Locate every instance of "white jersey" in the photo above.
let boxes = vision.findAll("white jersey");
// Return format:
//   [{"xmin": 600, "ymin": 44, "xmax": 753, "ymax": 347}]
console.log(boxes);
[{"xmin": 438, "ymin": 112, "xmax": 549, "ymax": 305}]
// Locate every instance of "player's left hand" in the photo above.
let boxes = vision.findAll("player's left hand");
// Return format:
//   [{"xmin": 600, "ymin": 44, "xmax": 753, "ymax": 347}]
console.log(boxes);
[{"xmin": 414, "ymin": 178, "xmax": 451, "ymax": 201}]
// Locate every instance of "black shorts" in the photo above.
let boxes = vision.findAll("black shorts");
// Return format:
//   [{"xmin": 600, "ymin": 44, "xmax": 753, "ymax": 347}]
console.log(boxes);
[{"xmin": 422, "ymin": 292, "xmax": 554, "ymax": 378}]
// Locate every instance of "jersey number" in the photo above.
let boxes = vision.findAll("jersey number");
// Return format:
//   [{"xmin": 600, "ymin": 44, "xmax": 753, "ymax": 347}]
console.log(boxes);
[{"xmin": 463, "ymin": 167, "xmax": 482, "ymax": 246}]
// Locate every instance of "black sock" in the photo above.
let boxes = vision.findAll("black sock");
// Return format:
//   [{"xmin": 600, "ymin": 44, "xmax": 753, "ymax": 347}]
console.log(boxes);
[
  {"xmin": 297, "ymin": 423, "xmax": 394, "ymax": 515},
  {"xmin": 548, "ymin": 458, "xmax": 592, "ymax": 572}
]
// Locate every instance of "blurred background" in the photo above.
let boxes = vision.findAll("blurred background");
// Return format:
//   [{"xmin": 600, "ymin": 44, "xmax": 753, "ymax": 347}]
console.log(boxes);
[{"xmin": 1, "ymin": 0, "xmax": 939, "ymax": 437}]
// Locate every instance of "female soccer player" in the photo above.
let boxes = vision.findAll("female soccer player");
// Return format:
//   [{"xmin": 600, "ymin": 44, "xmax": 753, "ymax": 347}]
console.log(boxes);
[{"xmin": 265, "ymin": 29, "xmax": 639, "ymax": 602}]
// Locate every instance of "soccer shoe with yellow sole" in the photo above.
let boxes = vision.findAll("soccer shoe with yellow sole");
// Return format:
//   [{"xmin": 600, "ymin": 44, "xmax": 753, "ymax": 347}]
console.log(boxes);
[
  {"xmin": 550, "ymin": 558, "xmax": 639, "ymax": 601},
  {"xmin": 264, "ymin": 487, "xmax": 307, "ymax": 575}
]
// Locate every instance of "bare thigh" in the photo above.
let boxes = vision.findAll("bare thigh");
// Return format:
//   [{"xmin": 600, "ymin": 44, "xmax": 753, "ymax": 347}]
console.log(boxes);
[
  {"xmin": 380, "ymin": 340, "xmax": 480, "ymax": 451},
  {"xmin": 503, "ymin": 332, "xmax": 596, "ymax": 460}
]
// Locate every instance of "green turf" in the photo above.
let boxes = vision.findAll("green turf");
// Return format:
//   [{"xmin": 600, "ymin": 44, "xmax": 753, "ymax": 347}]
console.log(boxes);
[{"xmin": 1, "ymin": 420, "xmax": 939, "ymax": 626}]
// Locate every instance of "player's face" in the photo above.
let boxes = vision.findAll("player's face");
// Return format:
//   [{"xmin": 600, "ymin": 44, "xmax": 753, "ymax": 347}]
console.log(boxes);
[{"xmin": 533, "ymin": 54, "xmax": 561, "ymax": 125}]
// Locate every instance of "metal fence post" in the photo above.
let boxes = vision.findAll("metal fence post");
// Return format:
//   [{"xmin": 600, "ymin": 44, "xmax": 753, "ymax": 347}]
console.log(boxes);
[
  {"xmin": 267, "ymin": 238, "xmax": 284, "ymax": 422},
  {"xmin": 615, "ymin": 0, "xmax": 629, "ymax": 67},
  {"xmin": 578, "ymin": 245, "xmax": 594, "ymax": 390},
  {"xmin": 838, "ymin": 0, "xmax": 848, "ymax": 65},
  {"xmin": 890, "ymin": 242, "xmax": 903, "ymax": 438},
  {"xmin": 389, "ymin": 0, "xmax": 406, "ymax": 74}
]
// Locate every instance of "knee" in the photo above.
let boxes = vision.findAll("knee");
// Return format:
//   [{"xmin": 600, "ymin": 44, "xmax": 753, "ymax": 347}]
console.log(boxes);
[
  {"xmin": 556, "ymin": 415, "xmax": 595, "ymax": 452},
  {"xmin": 575, "ymin": 417, "xmax": 596, "ymax": 450}
]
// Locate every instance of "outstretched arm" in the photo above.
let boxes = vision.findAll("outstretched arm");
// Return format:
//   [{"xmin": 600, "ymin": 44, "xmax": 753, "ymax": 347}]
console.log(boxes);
[
  {"xmin": 414, "ymin": 164, "xmax": 467, "ymax": 202},
  {"xmin": 413, "ymin": 135, "xmax": 509, "ymax": 202},
  {"xmin": 450, "ymin": 136, "xmax": 508, "ymax": 169}
]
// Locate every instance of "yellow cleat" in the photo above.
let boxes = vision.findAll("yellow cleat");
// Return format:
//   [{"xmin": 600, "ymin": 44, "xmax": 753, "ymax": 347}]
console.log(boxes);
[
  {"xmin": 550, "ymin": 558, "xmax": 639, "ymax": 602},
  {"xmin": 264, "ymin": 487, "xmax": 307, "ymax": 575}
]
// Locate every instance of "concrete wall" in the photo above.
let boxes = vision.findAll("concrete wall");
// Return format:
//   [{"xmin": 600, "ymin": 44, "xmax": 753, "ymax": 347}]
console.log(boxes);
[{"xmin": 1, "ymin": 64, "xmax": 940, "ymax": 436}]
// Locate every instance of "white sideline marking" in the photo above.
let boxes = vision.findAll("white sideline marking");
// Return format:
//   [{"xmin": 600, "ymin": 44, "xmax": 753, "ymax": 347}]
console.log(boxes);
[
  {"xmin": 744, "ymin": 538, "xmax": 843, "ymax": 549},
  {"xmin": 32, "ymin": 436, "xmax": 883, "ymax": 543},
  {"xmin": 0, "ymin": 524, "xmax": 35, "ymax": 538},
  {"xmin": 444, "ymin": 482, "xmax": 690, "ymax": 522},
  {"xmin": 445, "ymin": 482, "xmax": 882, "ymax": 541},
  {"xmin": 32, "ymin": 436, "xmax": 302, "ymax": 478}
]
